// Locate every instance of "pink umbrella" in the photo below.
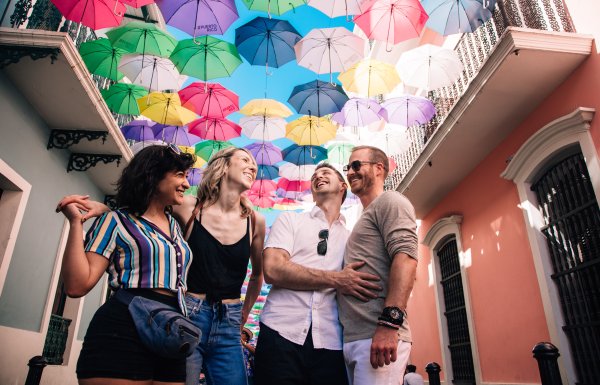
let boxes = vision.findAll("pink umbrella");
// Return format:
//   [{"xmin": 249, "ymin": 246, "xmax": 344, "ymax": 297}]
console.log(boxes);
[
  {"xmin": 247, "ymin": 191, "xmax": 275, "ymax": 208},
  {"xmin": 51, "ymin": 0, "xmax": 126, "ymax": 30},
  {"xmin": 277, "ymin": 178, "xmax": 311, "ymax": 192},
  {"xmin": 250, "ymin": 180, "xmax": 277, "ymax": 196},
  {"xmin": 179, "ymin": 82, "xmax": 239, "ymax": 118},
  {"xmin": 121, "ymin": 0, "xmax": 155, "ymax": 7},
  {"xmin": 188, "ymin": 117, "xmax": 242, "ymax": 141},
  {"xmin": 354, "ymin": 0, "xmax": 428, "ymax": 50}
]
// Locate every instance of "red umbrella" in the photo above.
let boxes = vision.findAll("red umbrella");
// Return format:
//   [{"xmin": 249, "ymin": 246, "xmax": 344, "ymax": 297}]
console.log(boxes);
[
  {"xmin": 179, "ymin": 82, "xmax": 239, "ymax": 118},
  {"xmin": 51, "ymin": 0, "xmax": 126, "ymax": 30},
  {"xmin": 121, "ymin": 0, "xmax": 155, "ymax": 7},
  {"xmin": 188, "ymin": 117, "xmax": 242, "ymax": 141},
  {"xmin": 277, "ymin": 178, "xmax": 311, "ymax": 192},
  {"xmin": 354, "ymin": 0, "xmax": 428, "ymax": 50}
]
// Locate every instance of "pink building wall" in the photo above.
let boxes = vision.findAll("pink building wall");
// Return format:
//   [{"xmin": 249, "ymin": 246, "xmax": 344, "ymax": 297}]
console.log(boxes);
[{"xmin": 408, "ymin": 42, "xmax": 600, "ymax": 383}]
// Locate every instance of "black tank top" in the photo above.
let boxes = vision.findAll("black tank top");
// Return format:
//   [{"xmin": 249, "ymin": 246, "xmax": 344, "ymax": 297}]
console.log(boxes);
[{"xmin": 186, "ymin": 211, "xmax": 251, "ymax": 301}]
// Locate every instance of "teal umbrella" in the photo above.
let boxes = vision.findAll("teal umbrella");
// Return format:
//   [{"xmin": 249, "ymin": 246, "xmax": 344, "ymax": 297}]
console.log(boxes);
[
  {"xmin": 327, "ymin": 142, "xmax": 355, "ymax": 165},
  {"xmin": 79, "ymin": 38, "xmax": 126, "ymax": 81},
  {"xmin": 101, "ymin": 83, "xmax": 148, "ymax": 115},
  {"xmin": 106, "ymin": 21, "xmax": 177, "ymax": 57},
  {"xmin": 194, "ymin": 140, "xmax": 235, "ymax": 161},
  {"xmin": 170, "ymin": 36, "xmax": 242, "ymax": 81}
]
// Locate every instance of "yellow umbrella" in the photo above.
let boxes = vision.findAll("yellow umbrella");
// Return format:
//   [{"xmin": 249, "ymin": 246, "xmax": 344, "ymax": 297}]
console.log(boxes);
[
  {"xmin": 286, "ymin": 116, "xmax": 336, "ymax": 146},
  {"xmin": 338, "ymin": 59, "xmax": 400, "ymax": 97},
  {"xmin": 137, "ymin": 92, "xmax": 197, "ymax": 126},
  {"xmin": 240, "ymin": 98, "xmax": 293, "ymax": 118},
  {"xmin": 179, "ymin": 145, "xmax": 207, "ymax": 168}
]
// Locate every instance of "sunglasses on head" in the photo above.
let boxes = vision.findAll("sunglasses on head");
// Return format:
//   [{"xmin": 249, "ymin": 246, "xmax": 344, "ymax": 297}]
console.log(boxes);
[
  {"xmin": 317, "ymin": 229, "xmax": 329, "ymax": 256},
  {"xmin": 342, "ymin": 160, "xmax": 378, "ymax": 173},
  {"xmin": 166, "ymin": 143, "xmax": 181, "ymax": 155}
]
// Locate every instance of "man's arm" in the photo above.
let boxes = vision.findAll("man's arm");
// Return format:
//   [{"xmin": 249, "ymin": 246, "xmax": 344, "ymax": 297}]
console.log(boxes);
[
  {"xmin": 263, "ymin": 247, "xmax": 382, "ymax": 301},
  {"xmin": 370, "ymin": 253, "xmax": 417, "ymax": 368}
]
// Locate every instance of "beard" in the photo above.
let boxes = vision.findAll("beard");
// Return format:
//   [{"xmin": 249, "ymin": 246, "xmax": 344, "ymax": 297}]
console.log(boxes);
[{"xmin": 349, "ymin": 169, "xmax": 374, "ymax": 195}]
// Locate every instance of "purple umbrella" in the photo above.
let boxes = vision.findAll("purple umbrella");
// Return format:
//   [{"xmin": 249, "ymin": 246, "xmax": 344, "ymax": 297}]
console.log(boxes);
[
  {"xmin": 152, "ymin": 124, "xmax": 203, "ymax": 146},
  {"xmin": 187, "ymin": 168, "xmax": 204, "ymax": 186},
  {"xmin": 381, "ymin": 95, "xmax": 435, "ymax": 127},
  {"xmin": 120, "ymin": 119, "xmax": 156, "ymax": 141},
  {"xmin": 332, "ymin": 97, "xmax": 387, "ymax": 127},
  {"xmin": 244, "ymin": 142, "xmax": 283, "ymax": 165},
  {"xmin": 156, "ymin": 0, "xmax": 239, "ymax": 38}
]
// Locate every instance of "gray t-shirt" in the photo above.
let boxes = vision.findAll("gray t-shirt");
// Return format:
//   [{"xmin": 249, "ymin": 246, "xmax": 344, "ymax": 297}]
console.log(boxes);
[{"xmin": 337, "ymin": 191, "xmax": 418, "ymax": 343}]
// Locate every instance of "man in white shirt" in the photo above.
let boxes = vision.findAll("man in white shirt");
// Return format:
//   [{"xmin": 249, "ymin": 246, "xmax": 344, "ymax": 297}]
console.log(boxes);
[
  {"xmin": 254, "ymin": 163, "xmax": 382, "ymax": 385},
  {"xmin": 403, "ymin": 365, "xmax": 425, "ymax": 385}
]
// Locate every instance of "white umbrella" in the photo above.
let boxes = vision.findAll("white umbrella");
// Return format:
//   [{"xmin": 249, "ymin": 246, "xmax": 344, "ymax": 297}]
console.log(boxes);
[
  {"xmin": 368, "ymin": 125, "xmax": 412, "ymax": 155},
  {"xmin": 240, "ymin": 115, "xmax": 287, "ymax": 141},
  {"xmin": 397, "ymin": 44, "xmax": 463, "ymax": 91},
  {"xmin": 119, "ymin": 54, "xmax": 181, "ymax": 91},
  {"xmin": 307, "ymin": 0, "xmax": 367, "ymax": 19},
  {"xmin": 279, "ymin": 163, "xmax": 318, "ymax": 181},
  {"xmin": 295, "ymin": 27, "xmax": 367, "ymax": 84}
]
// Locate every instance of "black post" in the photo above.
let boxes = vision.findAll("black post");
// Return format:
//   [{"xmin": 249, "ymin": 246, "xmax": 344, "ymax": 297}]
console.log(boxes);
[
  {"xmin": 425, "ymin": 362, "xmax": 441, "ymax": 385},
  {"xmin": 24, "ymin": 356, "xmax": 47, "ymax": 385},
  {"xmin": 532, "ymin": 342, "xmax": 562, "ymax": 385}
]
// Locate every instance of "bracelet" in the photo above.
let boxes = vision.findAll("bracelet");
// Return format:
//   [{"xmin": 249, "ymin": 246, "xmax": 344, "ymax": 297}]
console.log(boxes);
[{"xmin": 377, "ymin": 320, "xmax": 400, "ymax": 330}]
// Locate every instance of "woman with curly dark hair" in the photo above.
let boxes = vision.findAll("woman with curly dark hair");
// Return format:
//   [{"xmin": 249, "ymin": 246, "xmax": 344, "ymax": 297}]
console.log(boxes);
[{"xmin": 57, "ymin": 145, "xmax": 195, "ymax": 385}]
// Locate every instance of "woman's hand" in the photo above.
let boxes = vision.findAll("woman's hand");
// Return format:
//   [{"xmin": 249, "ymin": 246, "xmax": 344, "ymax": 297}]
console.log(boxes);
[
  {"xmin": 56, "ymin": 195, "xmax": 110, "ymax": 222},
  {"xmin": 59, "ymin": 202, "xmax": 85, "ymax": 223}
]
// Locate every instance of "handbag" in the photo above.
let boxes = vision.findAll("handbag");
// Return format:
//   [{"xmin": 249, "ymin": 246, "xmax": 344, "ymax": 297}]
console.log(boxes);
[{"xmin": 115, "ymin": 289, "xmax": 201, "ymax": 359}]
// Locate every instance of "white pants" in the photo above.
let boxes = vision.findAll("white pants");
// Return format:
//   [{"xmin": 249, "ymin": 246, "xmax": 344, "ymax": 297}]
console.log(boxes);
[{"xmin": 343, "ymin": 338, "xmax": 412, "ymax": 385}]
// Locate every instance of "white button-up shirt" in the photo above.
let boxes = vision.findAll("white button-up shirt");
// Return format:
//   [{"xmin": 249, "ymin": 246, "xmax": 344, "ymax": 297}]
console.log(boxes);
[{"xmin": 261, "ymin": 205, "xmax": 349, "ymax": 350}]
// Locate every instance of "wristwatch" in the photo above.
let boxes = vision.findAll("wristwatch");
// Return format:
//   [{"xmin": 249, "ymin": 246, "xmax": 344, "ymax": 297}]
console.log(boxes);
[{"xmin": 379, "ymin": 306, "xmax": 406, "ymax": 327}]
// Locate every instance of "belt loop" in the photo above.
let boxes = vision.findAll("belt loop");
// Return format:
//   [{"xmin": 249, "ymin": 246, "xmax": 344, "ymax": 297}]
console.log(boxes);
[{"xmin": 216, "ymin": 300, "xmax": 224, "ymax": 321}]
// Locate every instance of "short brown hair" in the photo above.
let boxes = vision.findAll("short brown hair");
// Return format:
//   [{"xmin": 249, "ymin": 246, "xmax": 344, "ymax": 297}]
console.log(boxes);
[
  {"xmin": 351, "ymin": 145, "xmax": 389, "ymax": 178},
  {"xmin": 315, "ymin": 163, "xmax": 348, "ymax": 203}
]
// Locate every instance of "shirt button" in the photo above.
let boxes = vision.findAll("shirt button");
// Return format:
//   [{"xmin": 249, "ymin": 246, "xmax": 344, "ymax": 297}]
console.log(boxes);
[
  {"xmin": 177, "ymin": 274, "xmax": 181, "ymax": 278},
  {"xmin": 177, "ymin": 263, "xmax": 181, "ymax": 267}
]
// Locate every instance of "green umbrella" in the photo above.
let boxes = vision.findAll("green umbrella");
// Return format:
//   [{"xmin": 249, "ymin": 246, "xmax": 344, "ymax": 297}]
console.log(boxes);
[
  {"xmin": 106, "ymin": 21, "xmax": 177, "ymax": 58},
  {"xmin": 327, "ymin": 142, "xmax": 355, "ymax": 164},
  {"xmin": 79, "ymin": 38, "xmax": 126, "ymax": 81},
  {"xmin": 101, "ymin": 83, "xmax": 148, "ymax": 115},
  {"xmin": 242, "ymin": 0, "xmax": 306, "ymax": 18},
  {"xmin": 170, "ymin": 37, "xmax": 242, "ymax": 81},
  {"xmin": 194, "ymin": 140, "xmax": 234, "ymax": 161}
]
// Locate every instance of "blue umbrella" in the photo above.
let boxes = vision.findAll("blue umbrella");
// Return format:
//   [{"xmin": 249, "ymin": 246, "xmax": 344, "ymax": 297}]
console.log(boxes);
[
  {"xmin": 235, "ymin": 16, "xmax": 302, "ymax": 71},
  {"xmin": 287, "ymin": 80, "xmax": 349, "ymax": 117},
  {"xmin": 120, "ymin": 119, "xmax": 157, "ymax": 142},
  {"xmin": 256, "ymin": 164, "xmax": 280, "ymax": 180},
  {"xmin": 421, "ymin": 0, "xmax": 496, "ymax": 36},
  {"xmin": 282, "ymin": 144, "xmax": 327, "ymax": 165}
]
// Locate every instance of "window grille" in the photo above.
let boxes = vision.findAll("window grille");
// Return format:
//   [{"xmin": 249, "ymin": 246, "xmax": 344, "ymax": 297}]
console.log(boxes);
[
  {"xmin": 438, "ymin": 239, "xmax": 476, "ymax": 384},
  {"xmin": 531, "ymin": 152, "xmax": 600, "ymax": 385}
]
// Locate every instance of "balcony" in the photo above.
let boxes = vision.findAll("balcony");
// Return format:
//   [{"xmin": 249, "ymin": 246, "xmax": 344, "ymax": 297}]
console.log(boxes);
[
  {"xmin": 42, "ymin": 314, "xmax": 72, "ymax": 365},
  {"xmin": 385, "ymin": 0, "xmax": 594, "ymax": 218}
]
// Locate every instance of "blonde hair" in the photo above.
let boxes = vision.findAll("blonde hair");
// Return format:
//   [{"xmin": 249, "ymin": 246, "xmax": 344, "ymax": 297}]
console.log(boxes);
[{"xmin": 197, "ymin": 147, "xmax": 256, "ymax": 218}]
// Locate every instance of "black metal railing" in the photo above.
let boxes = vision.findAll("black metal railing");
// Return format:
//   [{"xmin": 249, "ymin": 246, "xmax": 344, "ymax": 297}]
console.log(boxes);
[
  {"xmin": 42, "ymin": 314, "xmax": 72, "ymax": 365},
  {"xmin": 384, "ymin": 0, "xmax": 576, "ymax": 191}
]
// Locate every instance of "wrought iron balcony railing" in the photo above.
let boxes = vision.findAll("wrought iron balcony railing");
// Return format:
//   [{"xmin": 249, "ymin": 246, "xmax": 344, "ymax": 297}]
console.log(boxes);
[
  {"xmin": 384, "ymin": 0, "xmax": 575, "ymax": 191},
  {"xmin": 42, "ymin": 314, "xmax": 72, "ymax": 365}
]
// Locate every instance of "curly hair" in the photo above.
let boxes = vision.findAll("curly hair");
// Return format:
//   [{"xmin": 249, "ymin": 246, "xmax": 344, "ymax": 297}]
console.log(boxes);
[
  {"xmin": 116, "ymin": 145, "xmax": 195, "ymax": 214},
  {"xmin": 196, "ymin": 147, "xmax": 256, "ymax": 218}
]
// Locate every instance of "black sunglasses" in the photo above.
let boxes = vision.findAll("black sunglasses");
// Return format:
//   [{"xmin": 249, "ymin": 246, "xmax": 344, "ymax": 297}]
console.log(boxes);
[
  {"xmin": 343, "ymin": 160, "xmax": 378, "ymax": 173},
  {"xmin": 317, "ymin": 229, "xmax": 329, "ymax": 256}
]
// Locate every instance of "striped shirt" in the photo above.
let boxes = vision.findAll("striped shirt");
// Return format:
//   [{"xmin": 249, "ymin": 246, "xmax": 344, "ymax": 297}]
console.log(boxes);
[{"xmin": 84, "ymin": 210, "xmax": 193, "ymax": 313}]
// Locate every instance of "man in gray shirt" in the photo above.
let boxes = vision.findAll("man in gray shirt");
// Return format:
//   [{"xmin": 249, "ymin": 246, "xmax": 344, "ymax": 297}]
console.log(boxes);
[{"xmin": 338, "ymin": 145, "xmax": 418, "ymax": 385}]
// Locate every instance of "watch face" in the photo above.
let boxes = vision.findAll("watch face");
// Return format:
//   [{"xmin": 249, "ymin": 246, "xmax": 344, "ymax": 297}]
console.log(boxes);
[{"xmin": 389, "ymin": 308, "xmax": 401, "ymax": 320}]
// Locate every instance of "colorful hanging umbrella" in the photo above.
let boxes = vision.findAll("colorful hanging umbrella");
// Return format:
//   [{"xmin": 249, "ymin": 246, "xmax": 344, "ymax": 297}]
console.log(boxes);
[
  {"xmin": 381, "ymin": 95, "xmax": 435, "ymax": 126},
  {"xmin": 180, "ymin": 146, "xmax": 208, "ymax": 168},
  {"xmin": 256, "ymin": 164, "xmax": 280, "ymax": 180},
  {"xmin": 194, "ymin": 140, "xmax": 235, "ymax": 161},
  {"xmin": 273, "ymin": 197, "xmax": 302, "ymax": 210},
  {"xmin": 137, "ymin": 92, "xmax": 197, "ymax": 126},
  {"xmin": 332, "ymin": 97, "xmax": 387, "ymax": 127},
  {"xmin": 250, "ymin": 179, "xmax": 277, "ymax": 195},
  {"xmin": 101, "ymin": 83, "xmax": 148, "ymax": 115},
  {"xmin": 278, "ymin": 163, "xmax": 317, "ymax": 181},
  {"xmin": 244, "ymin": 142, "xmax": 283, "ymax": 165},
  {"xmin": 118, "ymin": 54, "xmax": 182, "ymax": 91},
  {"xmin": 307, "ymin": 0, "xmax": 367, "ymax": 19},
  {"xmin": 156, "ymin": 0, "xmax": 239, "ymax": 38},
  {"xmin": 326, "ymin": 142, "xmax": 355, "ymax": 165},
  {"xmin": 422, "ymin": 0, "xmax": 496, "ymax": 35},
  {"xmin": 152, "ymin": 125, "xmax": 202, "ymax": 145},
  {"xmin": 354, "ymin": 0, "xmax": 428, "ymax": 50},
  {"xmin": 121, "ymin": 0, "xmax": 155, "ymax": 6},
  {"xmin": 247, "ymin": 190, "xmax": 275, "ymax": 208},
  {"xmin": 187, "ymin": 167, "xmax": 204, "ymax": 186},
  {"xmin": 295, "ymin": 27, "xmax": 366, "ymax": 83},
  {"xmin": 287, "ymin": 80, "xmax": 349, "ymax": 117},
  {"xmin": 170, "ymin": 37, "xmax": 242, "ymax": 81},
  {"xmin": 242, "ymin": 0, "xmax": 305, "ymax": 18},
  {"xmin": 79, "ymin": 38, "xmax": 126, "ymax": 81},
  {"xmin": 286, "ymin": 116, "xmax": 337, "ymax": 146},
  {"xmin": 120, "ymin": 119, "xmax": 156, "ymax": 141},
  {"xmin": 240, "ymin": 99, "xmax": 293, "ymax": 117},
  {"xmin": 368, "ymin": 125, "xmax": 412, "ymax": 155},
  {"xmin": 397, "ymin": 44, "xmax": 464, "ymax": 90},
  {"xmin": 277, "ymin": 178, "xmax": 311, "ymax": 192},
  {"xmin": 188, "ymin": 117, "xmax": 242, "ymax": 141},
  {"xmin": 50, "ymin": 0, "xmax": 125, "ymax": 30},
  {"xmin": 338, "ymin": 58, "xmax": 400, "ymax": 97},
  {"xmin": 106, "ymin": 21, "xmax": 178, "ymax": 57},
  {"xmin": 240, "ymin": 115, "xmax": 286, "ymax": 141},
  {"xmin": 235, "ymin": 17, "xmax": 302, "ymax": 70},
  {"xmin": 282, "ymin": 144, "xmax": 328, "ymax": 165},
  {"xmin": 178, "ymin": 82, "xmax": 239, "ymax": 118}
]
